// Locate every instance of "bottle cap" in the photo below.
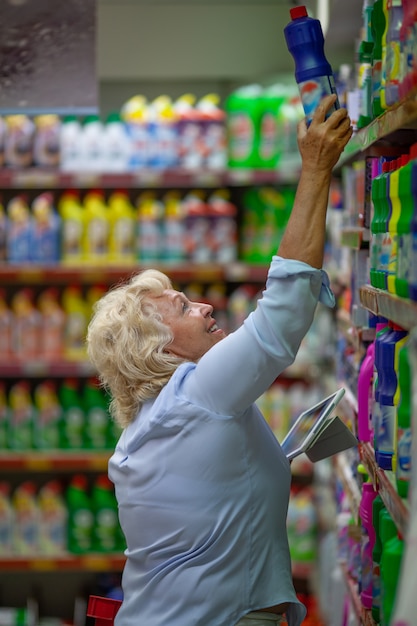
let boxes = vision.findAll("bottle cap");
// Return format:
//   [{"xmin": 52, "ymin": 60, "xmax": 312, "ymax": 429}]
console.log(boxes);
[{"xmin": 290, "ymin": 5, "xmax": 308, "ymax": 20}]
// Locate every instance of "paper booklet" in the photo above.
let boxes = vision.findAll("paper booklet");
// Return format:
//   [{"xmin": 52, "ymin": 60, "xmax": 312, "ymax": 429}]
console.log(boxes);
[{"xmin": 281, "ymin": 388, "xmax": 358, "ymax": 462}]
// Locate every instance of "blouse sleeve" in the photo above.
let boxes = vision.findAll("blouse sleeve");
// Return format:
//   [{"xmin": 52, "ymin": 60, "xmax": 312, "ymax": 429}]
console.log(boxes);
[{"xmin": 180, "ymin": 256, "xmax": 335, "ymax": 416}]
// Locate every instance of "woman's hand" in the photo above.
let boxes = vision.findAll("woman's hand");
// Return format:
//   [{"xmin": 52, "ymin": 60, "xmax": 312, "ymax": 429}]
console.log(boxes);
[{"xmin": 297, "ymin": 94, "xmax": 353, "ymax": 174}]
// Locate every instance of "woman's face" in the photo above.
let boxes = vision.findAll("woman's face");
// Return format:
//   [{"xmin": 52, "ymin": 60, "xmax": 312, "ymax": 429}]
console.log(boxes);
[{"xmin": 150, "ymin": 289, "xmax": 226, "ymax": 361}]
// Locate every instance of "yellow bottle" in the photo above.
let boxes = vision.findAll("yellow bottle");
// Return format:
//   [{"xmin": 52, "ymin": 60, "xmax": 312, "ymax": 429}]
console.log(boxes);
[
  {"xmin": 82, "ymin": 190, "xmax": 110, "ymax": 265},
  {"xmin": 107, "ymin": 190, "xmax": 136, "ymax": 264},
  {"xmin": 57, "ymin": 190, "xmax": 85, "ymax": 265},
  {"xmin": 61, "ymin": 285, "xmax": 88, "ymax": 361}
]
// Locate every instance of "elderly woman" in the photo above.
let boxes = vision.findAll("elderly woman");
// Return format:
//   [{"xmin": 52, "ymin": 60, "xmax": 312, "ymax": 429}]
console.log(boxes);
[{"xmin": 87, "ymin": 94, "xmax": 352, "ymax": 626}]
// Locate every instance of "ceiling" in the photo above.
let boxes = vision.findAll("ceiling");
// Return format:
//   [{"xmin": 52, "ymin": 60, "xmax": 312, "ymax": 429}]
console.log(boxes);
[{"xmin": 97, "ymin": 0, "xmax": 364, "ymax": 83}]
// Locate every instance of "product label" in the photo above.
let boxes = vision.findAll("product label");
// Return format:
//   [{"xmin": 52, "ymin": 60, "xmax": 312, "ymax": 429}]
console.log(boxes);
[
  {"xmin": 397, "ymin": 233, "xmax": 411, "ymax": 282},
  {"xmin": 397, "ymin": 425, "xmax": 412, "ymax": 482},
  {"xmin": 228, "ymin": 113, "xmax": 254, "ymax": 161},
  {"xmin": 377, "ymin": 404, "xmax": 395, "ymax": 454},
  {"xmin": 298, "ymin": 75, "xmax": 338, "ymax": 124},
  {"xmin": 259, "ymin": 112, "xmax": 277, "ymax": 161}
]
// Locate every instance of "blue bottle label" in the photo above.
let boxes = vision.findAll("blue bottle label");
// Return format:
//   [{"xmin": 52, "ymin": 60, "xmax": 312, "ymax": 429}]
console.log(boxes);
[{"xmin": 298, "ymin": 75, "xmax": 338, "ymax": 123}]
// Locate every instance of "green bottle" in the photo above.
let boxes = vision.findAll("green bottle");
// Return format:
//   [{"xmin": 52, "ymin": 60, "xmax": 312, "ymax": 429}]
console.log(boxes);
[
  {"xmin": 33, "ymin": 380, "xmax": 62, "ymax": 449},
  {"xmin": 372, "ymin": 496, "xmax": 386, "ymax": 624},
  {"xmin": 91, "ymin": 474, "xmax": 125, "ymax": 552},
  {"xmin": 371, "ymin": 0, "xmax": 386, "ymax": 118},
  {"xmin": 395, "ymin": 149, "xmax": 414, "ymax": 298},
  {"xmin": 66, "ymin": 474, "xmax": 94, "ymax": 554},
  {"xmin": 370, "ymin": 162, "xmax": 386, "ymax": 287},
  {"xmin": 225, "ymin": 85, "xmax": 263, "ymax": 169},
  {"xmin": 59, "ymin": 378, "xmax": 85, "ymax": 449},
  {"xmin": 396, "ymin": 343, "xmax": 412, "ymax": 498},
  {"xmin": 83, "ymin": 378, "xmax": 111, "ymax": 450},
  {"xmin": 380, "ymin": 532, "xmax": 404, "ymax": 626},
  {"xmin": 379, "ymin": 509, "xmax": 399, "ymax": 626}
]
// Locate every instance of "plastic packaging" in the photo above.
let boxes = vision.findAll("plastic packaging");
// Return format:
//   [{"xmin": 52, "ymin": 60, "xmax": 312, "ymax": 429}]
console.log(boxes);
[
  {"xmin": 91, "ymin": 474, "xmax": 124, "ymax": 552},
  {"xmin": 395, "ymin": 149, "xmax": 414, "ymax": 298},
  {"xmin": 58, "ymin": 189, "xmax": 85, "ymax": 265},
  {"xmin": 7, "ymin": 381, "xmax": 36, "ymax": 450},
  {"xmin": 386, "ymin": 158, "xmax": 401, "ymax": 294},
  {"xmin": 83, "ymin": 189, "xmax": 110, "ymax": 264},
  {"xmin": 33, "ymin": 380, "xmax": 62, "ymax": 450},
  {"xmin": 66, "ymin": 474, "xmax": 94, "ymax": 554},
  {"xmin": 107, "ymin": 190, "xmax": 136, "ymax": 265},
  {"xmin": 37, "ymin": 287, "xmax": 65, "ymax": 360},
  {"xmin": 102, "ymin": 112, "xmax": 131, "ymax": 173},
  {"xmin": 371, "ymin": 0, "xmax": 387, "ymax": 118},
  {"xmin": 372, "ymin": 495, "xmax": 386, "ymax": 623},
  {"xmin": 62, "ymin": 285, "xmax": 88, "ymax": 361},
  {"xmin": 30, "ymin": 192, "xmax": 61, "ymax": 264},
  {"xmin": 6, "ymin": 195, "xmax": 32, "ymax": 264},
  {"xmin": 359, "ymin": 480, "xmax": 378, "ymax": 609},
  {"xmin": 33, "ymin": 114, "xmax": 61, "ymax": 168},
  {"xmin": 408, "ymin": 147, "xmax": 417, "ymax": 301},
  {"xmin": 38, "ymin": 480, "xmax": 67, "ymax": 554},
  {"xmin": 58, "ymin": 379, "xmax": 85, "ymax": 449},
  {"xmin": 284, "ymin": 5, "xmax": 339, "ymax": 124},
  {"xmin": 11, "ymin": 288, "xmax": 41, "ymax": 361},
  {"xmin": 357, "ymin": 341, "xmax": 375, "ymax": 442},
  {"xmin": 12, "ymin": 481, "xmax": 39, "ymax": 555},
  {"xmin": 59, "ymin": 115, "xmax": 83, "ymax": 172},
  {"xmin": 0, "ymin": 481, "xmax": 13, "ymax": 555},
  {"xmin": 83, "ymin": 378, "xmax": 111, "ymax": 450},
  {"xmin": 80, "ymin": 115, "xmax": 104, "ymax": 172},
  {"xmin": 381, "ymin": 531, "xmax": 404, "ymax": 625},
  {"xmin": 385, "ymin": 0, "xmax": 404, "ymax": 107},
  {"xmin": 396, "ymin": 342, "xmax": 412, "ymax": 498},
  {"xmin": 225, "ymin": 84, "xmax": 263, "ymax": 168}
]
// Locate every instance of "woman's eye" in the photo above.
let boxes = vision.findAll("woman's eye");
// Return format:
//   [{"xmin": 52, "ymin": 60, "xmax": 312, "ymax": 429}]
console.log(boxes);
[{"xmin": 182, "ymin": 302, "xmax": 189, "ymax": 313}]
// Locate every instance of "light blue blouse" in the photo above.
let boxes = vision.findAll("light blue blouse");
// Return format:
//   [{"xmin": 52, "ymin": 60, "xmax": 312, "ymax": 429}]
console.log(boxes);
[{"xmin": 109, "ymin": 256, "xmax": 335, "ymax": 626}]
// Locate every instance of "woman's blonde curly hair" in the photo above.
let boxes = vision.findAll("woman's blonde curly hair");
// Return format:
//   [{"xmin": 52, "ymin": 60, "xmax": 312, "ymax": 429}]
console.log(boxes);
[{"xmin": 86, "ymin": 269, "xmax": 186, "ymax": 428}]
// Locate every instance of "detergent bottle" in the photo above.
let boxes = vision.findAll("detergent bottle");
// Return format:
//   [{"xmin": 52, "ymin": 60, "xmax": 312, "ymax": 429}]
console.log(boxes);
[
  {"xmin": 359, "ymin": 477, "xmax": 378, "ymax": 609},
  {"xmin": 225, "ymin": 84, "xmax": 263, "ymax": 169},
  {"xmin": 0, "ymin": 288, "xmax": 14, "ymax": 363},
  {"xmin": 121, "ymin": 94, "xmax": 149, "ymax": 169},
  {"xmin": 284, "ymin": 5, "xmax": 339, "ymax": 124},
  {"xmin": 30, "ymin": 192, "xmax": 61, "ymax": 264},
  {"xmin": 408, "ymin": 145, "xmax": 417, "ymax": 301},
  {"xmin": 58, "ymin": 379, "xmax": 85, "ymax": 450},
  {"xmin": 37, "ymin": 287, "xmax": 65, "ymax": 361},
  {"xmin": 196, "ymin": 93, "xmax": 227, "ymax": 170},
  {"xmin": 6, "ymin": 195, "xmax": 32, "ymax": 264},
  {"xmin": 162, "ymin": 190, "xmax": 186, "ymax": 263},
  {"xmin": 83, "ymin": 378, "xmax": 111, "ymax": 450},
  {"xmin": 38, "ymin": 480, "xmax": 67, "ymax": 555},
  {"xmin": 33, "ymin": 380, "xmax": 62, "ymax": 450},
  {"xmin": 379, "ymin": 0, "xmax": 390, "ymax": 111},
  {"xmin": 386, "ymin": 157, "xmax": 401, "ymax": 293},
  {"xmin": 147, "ymin": 95, "xmax": 178, "ymax": 168},
  {"xmin": 91, "ymin": 474, "xmax": 124, "ymax": 552},
  {"xmin": 395, "ymin": 341, "xmax": 412, "ymax": 498},
  {"xmin": 83, "ymin": 189, "xmax": 110, "ymax": 264},
  {"xmin": 371, "ymin": 0, "xmax": 387, "ymax": 117},
  {"xmin": 0, "ymin": 382, "xmax": 10, "ymax": 451},
  {"xmin": 136, "ymin": 191, "xmax": 164, "ymax": 262},
  {"xmin": 80, "ymin": 115, "xmax": 104, "ymax": 172},
  {"xmin": 372, "ymin": 495, "xmax": 386, "ymax": 622},
  {"xmin": 385, "ymin": 0, "xmax": 404, "ymax": 107},
  {"xmin": 11, "ymin": 288, "xmax": 41, "ymax": 361},
  {"xmin": 12, "ymin": 481, "xmax": 39, "ymax": 555},
  {"xmin": 0, "ymin": 481, "xmax": 13, "ymax": 555},
  {"xmin": 66, "ymin": 474, "xmax": 94, "ymax": 554},
  {"xmin": 33, "ymin": 114, "xmax": 61, "ymax": 168},
  {"xmin": 61, "ymin": 285, "xmax": 88, "ymax": 361},
  {"xmin": 107, "ymin": 190, "xmax": 136, "ymax": 265},
  {"xmin": 101, "ymin": 112, "xmax": 131, "ymax": 173},
  {"xmin": 59, "ymin": 115, "xmax": 83, "ymax": 172},
  {"xmin": 174, "ymin": 93, "xmax": 201, "ymax": 169},
  {"xmin": 395, "ymin": 149, "xmax": 413, "ymax": 298},
  {"xmin": 58, "ymin": 190, "xmax": 85, "ymax": 265},
  {"xmin": 7, "ymin": 381, "xmax": 36, "ymax": 450}
]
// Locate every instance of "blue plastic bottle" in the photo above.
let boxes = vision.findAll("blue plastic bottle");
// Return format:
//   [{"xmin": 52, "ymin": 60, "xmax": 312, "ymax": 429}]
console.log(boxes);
[
  {"xmin": 375, "ymin": 322, "xmax": 408, "ymax": 471},
  {"xmin": 284, "ymin": 5, "xmax": 340, "ymax": 124},
  {"xmin": 409, "ymin": 151, "xmax": 417, "ymax": 301}
]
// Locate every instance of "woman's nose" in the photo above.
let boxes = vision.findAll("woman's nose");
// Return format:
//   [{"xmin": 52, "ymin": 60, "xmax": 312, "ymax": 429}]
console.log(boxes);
[{"xmin": 198, "ymin": 301, "xmax": 213, "ymax": 316}]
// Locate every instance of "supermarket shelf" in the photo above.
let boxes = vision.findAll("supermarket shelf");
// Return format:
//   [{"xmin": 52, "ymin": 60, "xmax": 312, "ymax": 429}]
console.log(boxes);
[
  {"xmin": 336, "ymin": 94, "xmax": 417, "ymax": 169},
  {"xmin": 359, "ymin": 286, "xmax": 417, "ymax": 331},
  {"xmin": 0, "ymin": 262, "xmax": 272, "ymax": 286},
  {"xmin": 0, "ymin": 451, "xmax": 111, "ymax": 472},
  {"xmin": 340, "ymin": 562, "xmax": 376, "ymax": 626},
  {"xmin": 360, "ymin": 442, "xmax": 409, "ymax": 538},
  {"xmin": 0, "ymin": 166, "xmax": 300, "ymax": 190},
  {"xmin": 0, "ymin": 554, "xmax": 125, "ymax": 572},
  {"xmin": 0, "ymin": 359, "xmax": 95, "ymax": 378}
]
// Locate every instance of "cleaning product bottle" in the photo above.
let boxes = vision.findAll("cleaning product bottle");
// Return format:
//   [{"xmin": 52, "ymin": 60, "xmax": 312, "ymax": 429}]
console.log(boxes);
[
  {"xmin": 107, "ymin": 190, "xmax": 136, "ymax": 265},
  {"xmin": 396, "ymin": 342, "xmax": 412, "ymax": 498},
  {"xmin": 370, "ymin": 158, "xmax": 386, "ymax": 287},
  {"xmin": 61, "ymin": 285, "xmax": 88, "ymax": 361},
  {"xmin": 7, "ymin": 381, "xmax": 35, "ymax": 450},
  {"xmin": 162, "ymin": 190, "xmax": 186, "ymax": 263},
  {"xmin": 12, "ymin": 481, "xmax": 39, "ymax": 555},
  {"xmin": 80, "ymin": 115, "xmax": 104, "ymax": 172},
  {"xmin": 372, "ymin": 317, "xmax": 390, "ymax": 457},
  {"xmin": 38, "ymin": 480, "xmax": 67, "ymax": 555},
  {"xmin": 174, "ymin": 93, "xmax": 202, "ymax": 169},
  {"xmin": 66, "ymin": 474, "xmax": 94, "ymax": 554},
  {"xmin": 0, "ymin": 288, "xmax": 13, "ymax": 363},
  {"xmin": 386, "ymin": 157, "xmax": 401, "ymax": 293},
  {"xmin": 380, "ymin": 0, "xmax": 390, "ymax": 111},
  {"xmin": 408, "ymin": 145, "xmax": 417, "ymax": 301},
  {"xmin": 147, "ymin": 95, "xmax": 178, "ymax": 169},
  {"xmin": 11, "ymin": 288, "xmax": 41, "ymax": 361},
  {"xmin": 83, "ymin": 378, "xmax": 111, "ymax": 450},
  {"xmin": 121, "ymin": 94, "xmax": 149, "ymax": 169},
  {"xmin": 6, "ymin": 195, "xmax": 32, "ymax": 264},
  {"xmin": 101, "ymin": 112, "xmax": 131, "ymax": 173},
  {"xmin": 91, "ymin": 474, "xmax": 124, "ymax": 552},
  {"xmin": 371, "ymin": 0, "xmax": 387, "ymax": 118},
  {"xmin": 58, "ymin": 189, "xmax": 85, "ymax": 265},
  {"xmin": 283, "ymin": 5, "xmax": 340, "ymax": 124},
  {"xmin": 256, "ymin": 85, "xmax": 285, "ymax": 169},
  {"xmin": 379, "ymin": 160, "xmax": 394, "ymax": 290},
  {"xmin": 357, "ymin": 40, "xmax": 374, "ymax": 129},
  {"xmin": 207, "ymin": 188, "xmax": 238, "ymax": 263},
  {"xmin": 196, "ymin": 93, "xmax": 227, "ymax": 170},
  {"xmin": 82, "ymin": 189, "xmax": 110, "ymax": 265},
  {"xmin": 385, "ymin": 0, "xmax": 404, "ymax": 107},
  {"xmin": 372, "ymin": 495, "xmax": 386, "ymax": 623},
  {"xmin": 380, "ymin": 530, "xmax": 404, "ymax": 625},
  {"xmin": 357, "ymin": 338, "xmax": 376, "ymax": 443},
  {"xmin": 58, "ymin": 378, "xmax": 85, "ymax": 450},
  {"xmin": 33, "ymin": 380, "xmax": 62, "ymax": 450},
  {"xmin": 0, "ymin": 481, "xmax": 13, "ymax": 555},
  {"xmin": 136, "ymin": 191, "xmax": 164, "ymax": 262},
  {"xmin": 0, "ymin": 382, "xmax": 10, "ymax": 451},
  {"xmin": 37, "ymin": 287, "xmax": 65, "ymax": 361},
  {"xmin": 33, "ymin": 114, "xmax": 61, "ymax": 168},
  {"xmin": 59, "ymin": 115, "xmax": 83, "ymax": 172},
  {"xmin": 359, "ymin": 476, "xmax": 378, "ymax": 609},
  {"xmin": 395, "ymin": 149, "xmax": 413, "ymax": 298},
  {"xmin": 30, "ymin": 192, "xmax": 61, "ymax": 265},
  {"xmin": 225, "ymin": 84, "xmax": 263, "ymax": 169},
  {"xmin": 375, "ymin": 322, "xmax": 408, "ymax": 471}
]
